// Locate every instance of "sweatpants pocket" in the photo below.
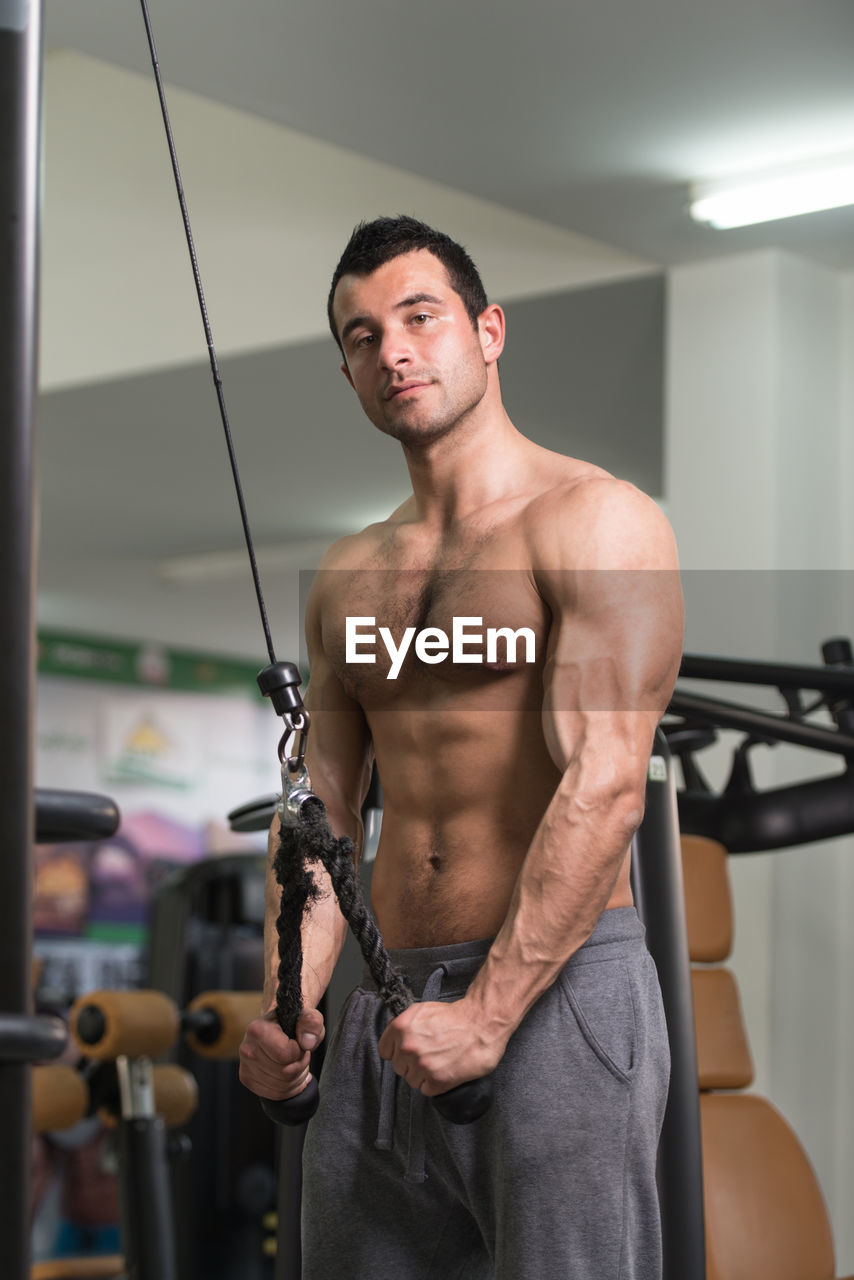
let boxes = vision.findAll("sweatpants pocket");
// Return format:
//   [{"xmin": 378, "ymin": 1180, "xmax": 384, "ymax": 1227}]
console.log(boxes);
[{"xmin": 558, "ymin": 958, "xmax": 637, "ymax": 1084}]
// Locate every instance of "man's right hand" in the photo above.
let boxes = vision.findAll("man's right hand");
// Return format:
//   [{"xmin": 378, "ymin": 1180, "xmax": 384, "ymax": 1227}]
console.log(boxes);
[{"xmin": 238, "ymin": 1007, "xmax": 325, "ymax": 1101}]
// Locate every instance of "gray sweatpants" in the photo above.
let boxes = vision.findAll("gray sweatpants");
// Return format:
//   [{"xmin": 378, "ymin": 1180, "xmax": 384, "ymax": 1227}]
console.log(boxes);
[{"xmin": 302, "ymin": 907, "xmax": 669, "ymax": 1280}]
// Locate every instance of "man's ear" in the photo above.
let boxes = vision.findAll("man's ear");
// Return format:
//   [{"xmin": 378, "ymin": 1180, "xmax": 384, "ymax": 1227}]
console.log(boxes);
[
  {"xmin": 478, "ymin": 304, "xmax": 505, "ymax": 366},
  {"xmin": 340, "ymin": 361, "xmax": 355, "ymax": 389}
]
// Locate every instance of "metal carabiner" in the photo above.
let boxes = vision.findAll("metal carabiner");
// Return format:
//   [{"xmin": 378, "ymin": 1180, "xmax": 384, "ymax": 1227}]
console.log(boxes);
[
  {"xmin": 278, "ymin": 761, "xmax": 319, "ymax": 826},
  {"xmin": 277, "ymin": 710, "xmax": 319, "ymax": 825},
  {"xmin": 278, "ymin": 708, "xmax": 311, "ymax": 775}
]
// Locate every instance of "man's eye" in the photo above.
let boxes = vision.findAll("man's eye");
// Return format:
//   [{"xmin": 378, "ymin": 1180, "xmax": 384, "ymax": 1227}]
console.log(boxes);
[
  {"xmin": 354, "ymin": 333, "xmax": 375, "ymax": 348},
  {"xmin": 411, "ymin": 313, "xmax": 430, "ymax": 325}
]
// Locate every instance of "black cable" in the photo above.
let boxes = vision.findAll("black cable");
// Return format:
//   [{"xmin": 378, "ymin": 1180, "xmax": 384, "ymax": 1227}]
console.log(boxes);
[
  {"xmin": 137, "ymin": 4, "xmax": 490, "ymax": 1125},
  {"xmin": 138, "ymin": 0, "xmax": 277, "ymax": 666}
]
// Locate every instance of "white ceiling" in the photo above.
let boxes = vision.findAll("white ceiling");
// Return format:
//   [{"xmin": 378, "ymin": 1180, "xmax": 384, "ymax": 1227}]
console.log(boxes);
[
  {"xmin": 35, "ymin": 0, "xmax": 854, "ymax": 661},
  {"xmin": 45, "ymin": 0, "xmax": 854, "ymax": 269}
]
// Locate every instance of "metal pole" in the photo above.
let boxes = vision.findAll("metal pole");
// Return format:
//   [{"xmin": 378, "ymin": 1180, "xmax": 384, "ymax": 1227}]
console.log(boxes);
[
  {"xmin": 274, "ymin": 1127, "xmax": 305, "ymax": 1280},
  {"xmin": 0, "ymin": 0, "xmax": 42, "ymax": 1275},
  {"xmin": 632, "ymin": 731, "xmax": 706, "ymax": 1280},
  {"xmin": 680, "ymin": 651, "xmax": 854, "ymax": 693}
]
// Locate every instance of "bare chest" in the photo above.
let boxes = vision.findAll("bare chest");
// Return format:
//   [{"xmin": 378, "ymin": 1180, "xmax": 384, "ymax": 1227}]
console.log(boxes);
[{"xmin": 321, "ymin": 536, "xmax": 549, "ymax": 705}]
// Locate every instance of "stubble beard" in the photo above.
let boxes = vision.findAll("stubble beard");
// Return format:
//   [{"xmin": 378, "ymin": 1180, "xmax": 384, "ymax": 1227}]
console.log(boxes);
[{"xmin": 367, "ymin": 362, "xmax": 489, "ymax": 449}]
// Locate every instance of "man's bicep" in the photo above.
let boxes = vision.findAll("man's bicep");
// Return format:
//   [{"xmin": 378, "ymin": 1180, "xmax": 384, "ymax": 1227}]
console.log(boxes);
[
  {"xmin": 303, "ymin": 649, "xmax": 374, "ymax": 818},
  {"xmin": 300, "ymin": 570, "xmax": 374, "ymax": 810},
  {"xmin": 535, "ymin": 481, "xmax": 683, "ymax": 772},
  {"xmin": 540, "ymin": 565, "xmax": 683, "ymax": 779}
]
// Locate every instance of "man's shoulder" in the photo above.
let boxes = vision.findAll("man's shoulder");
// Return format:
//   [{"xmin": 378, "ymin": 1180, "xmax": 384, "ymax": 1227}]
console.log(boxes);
[
  {"xmin": 315, "ymin": 527, "xmax": 380, "ymax": 572},
  {"xmin": 519, "ymin": 451, "xmax": 639, "ymax": 516},
  {"xmin": 522, "ymin": 468, "xmax": 676, "ymax": 570},
  {"xmin": 307, "ymin": 504, "xmax": 412, "ymax": 618},
  {"xmin": 522, "ymin": 463, "xmax": 660, "ymax": 529},
  {"xmin": 315, "ymin": 500, "xmax": 411, "ymax": 570}
]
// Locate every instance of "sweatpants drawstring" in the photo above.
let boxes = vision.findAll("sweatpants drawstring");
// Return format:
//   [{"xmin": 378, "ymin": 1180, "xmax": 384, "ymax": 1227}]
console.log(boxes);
[
  {"xmin": 374, "ymin": 1055, "xmax": 396, "ymax": 1152},
  {"xmin": 374, "ymin": 964, "xmax": 447, "ymax": 1184}
]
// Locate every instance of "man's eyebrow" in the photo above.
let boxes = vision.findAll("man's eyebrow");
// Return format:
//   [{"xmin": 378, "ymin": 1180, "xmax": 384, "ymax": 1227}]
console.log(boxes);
[
  {"xmin": 340, "ymin": 314, "xmax": 370, "ymax": 345},
  {"xmin": 340, "ymin": 294, "xmax": 446, "ymax": 346},
  {"xmin": 395, "ymin": 292, "xmax": 444, "ymax": 310}
]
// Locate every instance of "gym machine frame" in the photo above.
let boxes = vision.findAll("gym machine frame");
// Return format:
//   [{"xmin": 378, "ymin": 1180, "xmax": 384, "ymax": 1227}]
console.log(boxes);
[
  {"xmin": 0, "ymin": 3, "xmax": 50, "ymax": 1277},
  {"xmin": 650, "ymin": 637, "xmax": 854, "ymax": 1280},
  {"xmin": 238, "ymin": 642, "xmax": 854, "ymax": 1280},
  {"xmin": 671, "ymin": 644, "xmax": 854, "ymax": 852},
  {"xmin": 4, "ymin": 5, "xmax": 851, "ymax": 1279}
]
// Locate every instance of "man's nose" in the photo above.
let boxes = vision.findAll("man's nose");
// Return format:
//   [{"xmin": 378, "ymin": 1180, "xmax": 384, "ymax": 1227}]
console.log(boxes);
[{"xmin": 377, "ymin": 328, "xmax": 412, "ymax": 369}]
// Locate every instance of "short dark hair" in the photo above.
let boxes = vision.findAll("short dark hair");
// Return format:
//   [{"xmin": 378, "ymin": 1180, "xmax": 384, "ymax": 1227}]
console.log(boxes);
[{"xmin": 327, "ymin": 215, "xmax": 488, "ymax": 349}]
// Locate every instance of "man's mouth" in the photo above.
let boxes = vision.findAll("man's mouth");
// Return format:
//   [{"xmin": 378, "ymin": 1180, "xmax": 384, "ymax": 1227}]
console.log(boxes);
[{"xmin": 385, "ymin": 381, "xmax": 429, "ymax": 401}]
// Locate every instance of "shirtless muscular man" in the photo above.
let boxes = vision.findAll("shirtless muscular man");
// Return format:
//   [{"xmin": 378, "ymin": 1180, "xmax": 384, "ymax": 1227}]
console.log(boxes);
[{"xmin": 239, "ymin": 216, "xmax": 684, "ymax": 1280}]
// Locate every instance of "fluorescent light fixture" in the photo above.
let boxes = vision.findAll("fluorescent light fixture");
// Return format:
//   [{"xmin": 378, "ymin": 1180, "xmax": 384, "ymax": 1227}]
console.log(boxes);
[{"xmin": 690, "ymin": 155, "xmax": 854, "ymax": 229}]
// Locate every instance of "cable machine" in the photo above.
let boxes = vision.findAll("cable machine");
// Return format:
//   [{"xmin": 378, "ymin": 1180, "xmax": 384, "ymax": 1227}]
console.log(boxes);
[
  {"xmin": 0, "ymin": 5, "xmax": 50, "ymax": 1276},
  {"xmin": 3, "ymin": 5, "xmax": 853, "ymax": 1278}
]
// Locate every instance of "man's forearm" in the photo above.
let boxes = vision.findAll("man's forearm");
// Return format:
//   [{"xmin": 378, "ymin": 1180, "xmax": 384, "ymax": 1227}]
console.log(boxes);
[
  {"xmin": 262, "ymin": 865, "xmax": 349, "ymax": 1012},
  {"xmin": 463, "ymin": 766, "xmax": 644, "ymax": 1047}
]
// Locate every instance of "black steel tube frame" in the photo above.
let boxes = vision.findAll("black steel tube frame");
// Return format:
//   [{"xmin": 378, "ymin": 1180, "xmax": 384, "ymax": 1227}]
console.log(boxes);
[
  {"xmin": 0, "ymin": 2, "xmax": 42, "ymax": 1278},
  {"xmin": 671, "ymin": 644, "xmax": 854, "ymax": 850},
  {"xmin": 680, "ymin": 652, "xmax": 854, "ymax": 695},
  {"xmin": 0, "ymin": 1013, "xmax": 67, "ymax": 1064},
  {"xmin": 35, "ymin": 787, "xmax": 122, "ymax": 842},
  {"xmin": 632, "ymin": 731, "xmax": 706, "ymax": 1280},
  {"xmin": 118, "ymin": 1116, "xmax": 178, "ymax": 1280},
  {"xmin": 274, "ymin": 1127, "xmax": 306, "ymax": 1280},
  {"xmin": 669, "ymin": 691, "xmax": 854, "ymax": 757},
  {"xmin": 678, "ymin": 767, "xmax": 854, "ymax": 854}
]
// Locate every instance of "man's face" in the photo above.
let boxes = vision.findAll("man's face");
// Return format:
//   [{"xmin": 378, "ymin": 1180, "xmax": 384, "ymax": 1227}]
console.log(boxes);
[{"xmin": 332, "ymin": 250, "xmax": 491, "ymax": 446}]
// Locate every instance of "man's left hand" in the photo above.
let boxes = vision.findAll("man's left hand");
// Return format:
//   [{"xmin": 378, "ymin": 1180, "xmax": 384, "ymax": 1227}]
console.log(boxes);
[{"xmin": 377, "ymin": 997, "xmax": 505, "ymax": 1096}]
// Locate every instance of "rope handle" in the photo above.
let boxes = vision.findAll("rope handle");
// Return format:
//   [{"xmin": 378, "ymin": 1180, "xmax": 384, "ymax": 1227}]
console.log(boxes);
[{"xmin": 267, "ymin": 804, "xmax": 493, "ymax": 1126}]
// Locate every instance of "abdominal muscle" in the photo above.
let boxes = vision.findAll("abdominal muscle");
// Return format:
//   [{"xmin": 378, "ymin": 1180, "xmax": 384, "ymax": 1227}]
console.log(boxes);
[{"xmin": 366, "ymin": 705, "xmax": 634, "ymax": 949}]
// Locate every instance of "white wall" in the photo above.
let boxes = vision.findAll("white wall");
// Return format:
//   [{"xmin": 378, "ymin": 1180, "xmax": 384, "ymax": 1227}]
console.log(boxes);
[
  {"xmin": 831, "ymin": 269, "xmax": 854, "ymax": 1256},
  {"xmin": 40, "ymin": 51, "xmax": 654, "ymax": 392},
  {"xmin": 666, "ymin": 249, "xmax": 854, "ymax": 1271}
]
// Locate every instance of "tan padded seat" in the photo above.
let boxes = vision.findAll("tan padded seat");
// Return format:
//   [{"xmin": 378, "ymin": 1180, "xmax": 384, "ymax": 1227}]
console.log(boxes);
[
  {"xmin": 700, "ymin": 1094, "xmax": 835, "ymax": 1280},
  {"xmin": 691, "ymin": 968, "xmax": 753, "ymax": 1091},
  {"xmin": 30, "ymin": 1259, "xmax": 124, "ymax": 1279},
  {"xmin": 681, "ymin": 834, "xmax": 733, "ymax": 962},
  {"xmin": 680, "ymin": 834, "xmax": 850, "ymax": 1280}
]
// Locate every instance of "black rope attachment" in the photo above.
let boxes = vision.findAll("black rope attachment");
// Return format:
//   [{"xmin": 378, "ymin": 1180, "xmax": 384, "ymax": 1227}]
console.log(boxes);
[
  {"xmin": 273, "ymin": 804, "xmax": 411, "ymax": 1033},
  {"xmin": 269, "ymin": 801, "xmax": 494, "ymax": 1126}
]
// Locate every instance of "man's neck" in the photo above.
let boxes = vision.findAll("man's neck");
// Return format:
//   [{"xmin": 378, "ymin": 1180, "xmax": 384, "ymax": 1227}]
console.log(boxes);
[{"xmin": 401, "ymin": 405, "xmax": 534, "ymax": 529}]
